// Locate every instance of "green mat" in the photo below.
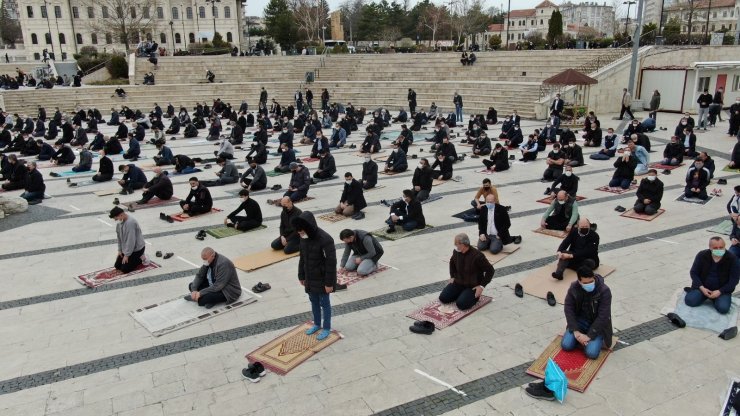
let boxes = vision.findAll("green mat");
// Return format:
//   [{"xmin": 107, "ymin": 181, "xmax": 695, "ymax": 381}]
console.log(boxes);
[
  {"xmin": 722, "ymin": 165, "xmax": 740, "ymax": 173},
  {"xmin": 266, "ymin": 170, "xmax": 286, "ymax": 177},
  {"xmin": 708, "ymin": 219, "xmax": 734, "ymax": 236},
  {"xmin": 206, "ymin": 224, "xmax": 267, "ymax": 239},
  {"xmin": 371, "ymin": 224, "xmax": 433, "ymax": 241}
]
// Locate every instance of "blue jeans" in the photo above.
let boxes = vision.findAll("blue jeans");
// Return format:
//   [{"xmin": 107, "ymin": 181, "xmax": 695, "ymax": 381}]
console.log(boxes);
[
  {"xmin": 455, "ymin": 105, "xmax": 463, "ymax": 122},
  {"xmin": 684, "ymin": 289, "xmax": 732, "ymax": 314},
  {"xmin": 561, "ymin": 318, "xmax": 604, "ymax": 359},
  {"xmin": 386, "ymin": 215, "xmax": 417, "ymax": 231},
  {"xmin": 308, "ymin": 292, "xmax": 331, "ymax": 330},
  {"xmin": 20, "ymin": 191, "xmax": 44, "ymax": 201},
  {"xmin": 477, "ymin": 235, "xmax": 503, "ymax": 254}
]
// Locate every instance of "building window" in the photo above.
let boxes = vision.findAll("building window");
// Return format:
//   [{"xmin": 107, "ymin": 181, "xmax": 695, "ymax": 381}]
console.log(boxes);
[
  {"xmin": 116, "ymin": 6, "xmax": 123, "ymax": 18},
  {"xmin": 59, "ymin": 33, "xmax": 66, "ymax": 44},
  {"xmin": 34, "ymin": 53, "xmax": 40, "ymax": 60},
  {"xmin": 91, "ymin": 33, "xmax": 98, "ymax": 44},
  {"xmin": 45, "ymin": 33, "xmax": 52, "ymax": 44},
  {"xmin": 87, "ymin": 6, "xmax": 94, "ymax": 18},
  {"xmin": 213, "ymin": 6, "xmax": 218, "ymax": 18},
  {"xmin": 172, "ymin": 7, "xmax": 178, "ymax": 19},
  {"xmin": 143, "ymin": 7, "xmax": 150, "ymax": 18},
  {"xmin": 130, "ymin": 7, "xmax": 136, "ymax": 18},
  {"xmin": 199, "ymin": 6, "xmax": 206, "ymax": 18},
  {"xmin": 712, "ymin": 24, "xmax": 715, "ymax": 31},
  {"xmin": 106, "ymin": 33, "xmax": 112, "ymax": 44},
  {"xmin": 540, "ymin": 19, "xmax": 543, "ymax": 24},
  {"xmin": 175, "ymin": 33, "xmax": 182, "ymax": 43},
  {"xmin": 72, "ymin": 6, "xmax": 79, "ymax": 18},
  {"xmin": 187, "ymin": 7, "xmax": 193, "ymax": 19},
  {"xmin": 224, "ymin": 6, "xmax": 230, "ymax": 18},
  {"xmin": 40, "ymin": 5, "xmax": 47, "ymax": 18},
  {"xmin": 732, "ymin": 74, "xmax": 740, "ymax": 92},
  {"xmin": 76, "ymin": 33, "xmax": 83, "ymax": 44},
  {"xmin": 146, "ymin": 32, "xmax": 152, "ymax": 41},
  {"xmin": 31, "ymin": 33, "xmax": 38, "ymax": 44},
  {"xmin": 160, "ymin": 33, "xmax": 167, "ymax": 44},
  {"xmin": 54, "ymin": 5, "xmax": 61, "ymax": 18},
  {"xmin": 189, "ymin": 33, "xmax": 195, "ymax": 43},
  {"xmin": 723, "ymin": 11, "xmax": 727, "ymax": 17},
  {"xmin": 226, "ymin": 32, "xmax": 232, "ymax": 42},
  {"xmin": 156, "ymin": 7, "xmax": 164, "ymax": 18},
  {"xmin": 102, "ymin": 6, "xmax": 109, "ymax": 18},
  {"xmin": 697, "ymin": 76, "xmax": 710, "ymax": 92}
]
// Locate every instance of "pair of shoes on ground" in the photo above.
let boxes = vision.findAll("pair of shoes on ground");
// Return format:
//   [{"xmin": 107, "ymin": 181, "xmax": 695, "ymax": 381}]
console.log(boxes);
[
  {"xmin": 252, "ymin": 282, "xmax": 271, "ymax": 293},
  {"xmin": 351, "ymin": 212, "xmax": 365, "ymax": 220},
  {"xmin": 196, "ymin": 230, "xmax": 206, "ymax": 240},
  {"xmin": 305, "ymin": 325, "xmax": 331, "ymax": 341},
  {"xmin": 710, "ymin": 188, "xmax": 723, "ymax": 197},
  {"xmin": 512, "ymin": 235, "xmax": 522, "ymax": 244},
  {"xmin": 155, "ymin": 251, "xmax": 174, "ymax": 259},
  {"xmin": 242, "ymin": 362, "xmax": 267, "ymax": 383},
  {"xmin": 159, "ymin": 212, "xmax": 174, "ymax": 223},
  {"xmin": 615, "ymin": 205, "xmax": 626, "ymax": 212},
  {"xmin": 525, "ymin": 381, "xmax": 555, "ymax": 401},
  {"xmin": 409, "ymin": 320, "xmax": 434, "ymax": 335}
]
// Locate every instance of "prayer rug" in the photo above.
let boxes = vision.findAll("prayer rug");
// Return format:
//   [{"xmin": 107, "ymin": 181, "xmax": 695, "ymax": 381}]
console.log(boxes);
[
  {"xmin": 266, "ymin": 170, "xmax": 286, "ymax": 177},
  {"xmin": 353, "ymin": 150, "xmax": 386, "ymax": 157},
  {"xmin": 170, "ymin": 208, "xmax": 223, "ymax": 222},
  {"xmin": 300, "ymin": 157, "xmax": 320, "ymax": 163},
  {"xmin": 475, "ymin": 169, "xmax": 494, "ymax": 175},
  {"xmin": 662, "ymin": 290, "xmax": 740, "ymax": 334},
  {"xmin": 246, "ymin": 322, "xmax": 341, "ymax": 375},
  {"xmin": 318, "ymin": 212, "xmax": 348, "ymax": 223},
  {"xmin": 451, "ymin": 208, "xmax": 477, "ymax": 221},
  {"xmin": 75, "ymin": 261, "xmax": 161, "ymax": 288},
  {"xmin": 649, "ymin": 162, "xmax": 684, "ymax": 171},
  {"xmin": 206, "ymin": 224, "xmax": 266, "ymax": 239},
  {"xmin": 594, "ymin": 184, "xmax": 638, "ymax": 194},
  {"xmin": 432, "ymin": 179, "xmax": 447, "ymax": 186},
  {"xmin": 675, "ymin": 194, "xmax": 714, "ymax": 205},
  {"xmin": 708, "ymin": 219, "xmax": 734, "ymax": 236},
  {"xmin": 720, "ymin": 378, "xmax": 740, "ymax": 416},
  {"xmin": 234, "ymin": 248, "xmax": 300, "ymax": 272},
  {"xmin": 52, "ymin": 170, "xmax": 95, "ymax": 177},
  {"xmin": 526, "ymin": 335, "xmax": 613, "ymax": 393},
  {"xmin": 337, "ymin": 264, "xmax": 391, "ymax": 287},
  {"xmin": 121, "ymin": 197, "xmax": 181, "ymax": 210},
  {"xmin": 620, "ymin": 208, "xmax": 665, "ymax": 221},
  {"xmin": 533, "ymin": 227, "xmax": 567, "ymax": 239},
  {"xmin": 514, "ymin": 262, "xmax": 616, "ymax": 305},
  {"xmin": 371, "ymin": 224, "xmax": 433, "ymax": 241},
  {"xmin": 93, "ymin": 188, "xmax": 121, "ymax": 196},
  {"xmin": 130, "ymin": 289, "xmax": 257, "ymax": 337},
  {"xmin": 363, "ymin": 185, "xmax": 386, "ymax": 192},
  {"xmin": 536, "ymin": 195, "xmax": 586, "ymax": 205},
  {"xmin": 379, "ymin": 171, "xmax": 401, "ymax": 176},
  {"xmin": 406, "ymin": 295, "xmax": 493, "ymax": 330},
  {"xmin": 722, "ymin": 165, "xmax": 740, "ymax": 173},
  {"xmin": 294, "ymin": 196, "xmax": 315, "ymax": 204}
]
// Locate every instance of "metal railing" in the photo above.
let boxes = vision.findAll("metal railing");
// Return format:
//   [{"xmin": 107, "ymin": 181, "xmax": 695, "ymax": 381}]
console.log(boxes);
[{"xmin": 82, "ymin": 59, "xmax": 111, "ymax": 77}]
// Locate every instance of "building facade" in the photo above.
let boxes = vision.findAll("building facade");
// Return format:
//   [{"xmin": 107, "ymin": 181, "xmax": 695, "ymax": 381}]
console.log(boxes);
[
  {"xmin": 560, "ymin": 1, "xmax": 615, "ymax": 37},
  {"xmin": 16, "ymin": 0, "xmax": 243, "ymax": 61},
  {"xmin": 662, "ymin": 0, "xmax": 738, "ymax": 35},
  {"xmin": 481, "ymin": 0, "xmax": 562, "ymax": 47}
]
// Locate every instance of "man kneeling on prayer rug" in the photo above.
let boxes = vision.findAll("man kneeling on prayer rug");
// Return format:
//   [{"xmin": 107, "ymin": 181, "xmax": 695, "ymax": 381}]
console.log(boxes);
[{"xmin": 439, "ymin": 233, "xmax": 494, "ymax": 310}]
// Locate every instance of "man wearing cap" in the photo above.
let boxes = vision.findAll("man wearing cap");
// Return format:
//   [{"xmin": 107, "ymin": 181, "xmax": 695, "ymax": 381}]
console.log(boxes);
[
  {"xmin": 184, "ymin": 247, "xmax": 242, "ymax": 309},
  {"xmin": 109, "ymin": 206, "xmax": 146, "ymax": 273},
  {"xmin": 284, "ymin": 162, "xmax": 311, "ymax": 202}
]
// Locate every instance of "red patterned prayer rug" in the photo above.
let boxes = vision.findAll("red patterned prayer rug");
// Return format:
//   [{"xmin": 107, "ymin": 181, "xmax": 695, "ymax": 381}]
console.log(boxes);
[
  {"xmin": 406, "ymin": 295, "xmax": 492, "ymax": 330},
  {"xmin": 526, "ymin": 335, "xmax": 613, "ymax": 392},
  {"xmin": 75, "ymin": 261, "xmax": 161, "ymax": 288},
  {"xmin": 337, "ymin": 264, "xmax": 391, "ymax": 287}
]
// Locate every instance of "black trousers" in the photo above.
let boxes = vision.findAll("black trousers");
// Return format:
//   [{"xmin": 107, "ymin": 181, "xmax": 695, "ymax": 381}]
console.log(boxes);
[
  {"xmin": 189, "ymin": 280, "xmax": 227, "ymax": 307},
  {"xmin": 271, "ymin": 235, "xmax": 300, "ymax": 254},
  {"xmin": 619, "ymin": 105, "xmax": 634, "ymax": 120},
  {"xmin": 93, "ymin": 173, "xmax": 113, "ymax": 182},
  {"xmin": 141, "ymin": 189, "xmax": 172, "ymax": 203},
  {"xmin": 114, "ymin": 247, "xmax": 145, "ymax": 273},
  {"xmin": 180, "ymin": 201, "xmax": 211, "ymax": 215},
  {"xmin": 545, "ymin": 214, "xmax": 569, "ymax": 231},
  {"xmin": 230, "ymin": 216, "xmax": 262, "ymax": 231}
]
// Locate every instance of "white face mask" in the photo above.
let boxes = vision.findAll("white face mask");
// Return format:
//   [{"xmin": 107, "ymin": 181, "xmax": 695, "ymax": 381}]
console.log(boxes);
[
  {"xmin": 565, "ymin": 171, "xmax": 572, "ymax": 177},
  {"xmin": 345, "ymin": 180, "xmax": 352, "ymax": 185},
  {"xmin": 365, "ymin": 157, "xmax": 371, "ymax": 162},
  {"xmin": 647, "ymin": 176, "xmax": 657, "ymax": 181},
  {"xmin": 300, "ymin": 233, "xmax": 309, "ymax": 239},
  {"xmin": 202, "ymin": 260, "xmax": 210, "ymax": 266},
  {"xmin": 454, "ymin": 247, "xmax": 462, "ymax": 253},
  {"xmin": 624, "ymin": 151, "xmax": 631, "ymax": 156},
  {"xmin": 191, "ymin": 186, "xmax": 198, "ymax": 190}
]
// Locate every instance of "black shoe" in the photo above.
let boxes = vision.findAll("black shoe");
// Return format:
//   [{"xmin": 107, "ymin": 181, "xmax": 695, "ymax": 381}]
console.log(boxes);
[
  {"xmin": 409, "ymin": 320, "xmax": 435, "ymax": 335},
  {"xmin": 666, "ymin": 312, "xmax": 686, "ymax": 328},
  {"xmin": 718, "ymin": 179, "xmax": 728, "ymax": 185},
  {"xmin": 49, "ymin": 172, "xmax": 60, "ymax": 177},
  {"xmin": 226, "ymin": 223, "xmax": 234, "ymax": 228},
  {"xmin": 513, "ymin": 235, "xmax": 522, "ymax": 244},
  {"xmin": 352, "ymin": 212, "xmax": 365, "ymax": 220},
  {"xmin": 719, "ymin": 326, "xmax": 738, "ymax": 340},
  {"xmin": 204, "ymin": 303, "xmax": 214, "ymax": 309},
  {"xmin": 514, "ymin": 283, "xmax": 524, "ymax": 298},
  {"xmin": 69, "ymin": 183, "xmax": 77, "ymax": 187},
  {"xmin": 543, "ymin": 187, "xmax": 552, "ymax": 194},
  {"xmin": 248, "ymin": 362, "xmax": 267, "ymax": 377},
  {"xmin": 136, "ymin": 199, "xmax": 147, "ymax": 204},
  {"xmin": 386, "ymin": 227, "xmax": 396, "ymax": 233},
  {"xmin": 113, "ymin": 198, "xmax": 120, "ymax": 205},
  {"xmin": 156, "ymin": 251, "xmax": 163, "ymax": 257},
  {"xmin": 525, "ymin": 382, "xmax": 555, "ymax": 401},
  {"xmin": 183, "ymin": 294, "xmax": 193, "ymax": 301},
  {"xmin": 546, "ymin": 291, "xmax": 556, "ymax": 307},
  {"xmin": 159, "ymin": 212, "xmax": 167, "ymax": 220},
  {"xmin": 241, "ymin": 367, "xmax": 261, "ymax": 383},
  {"xmin": 66, "ymin": 178, "xmax": 71, "ymax": 183},
  {"xmin": 335, "ymin": 283, "xmax": 348, "ymax": 291},
  {"xmin": 28, "ymin": 199, "xmax": 41, "ymax": 205},
  {"xmin": 551, "ymin": 272, "xmax": 563, "ymax": 281},
  {"xmin": 615, "ymin": 205, "xmax": 626, "ymax": 212}
]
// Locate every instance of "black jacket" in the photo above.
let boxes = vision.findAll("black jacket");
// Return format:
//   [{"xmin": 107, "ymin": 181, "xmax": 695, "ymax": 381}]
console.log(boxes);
[
  {"xmin": 279, "ymin": 205, "xmax": 302, "ymax": 239},
  {"xmin": 663, "ymin": 142, "xmax": 684, "ymax": 161},
  {"xmin": 228, "ymin": 198, "xmax": 262, "ymax": 224},
  {"xmin": 340, "ymin": 179, "xmax": 366, "ymax": 211},
  {"xmin": 564, "ymin": 274, "xmax": 612, "ymax": 347},
  {"xmin": 558, "ymin": 227, "xmax": 600, "ymax": 267},
  {"xmin": 144, "ymin": 174, "xmax": 173, "ymax": 199},
  {"xmin": 293, "ymin": 211, "xmax": 337, "ymax": 293},
  {"xmin": 317, "ymin": 154, "xmax": 336, "ymax": 176},
  {"xmin": 7, "ymin": 160, "xmax": 28, "ymax": 184},
  {"xmin": 431, "ymin": 157, "xmax": 453, "ymax": 176},
  {"xmin": 185, "ymin": 184, "xmax": 213, "ymax": 208},
  {"xmin": 25, "ymin": 168, "xmax": 45, "ymax": 193},
  {"xmin": 412, "ymin": 166, "xmax": 434, "ymax": 191},
  {"xmin": 612, "ymin": 156, "xmax": 637, "ymax": 180},
  {"xmin": 552, "ymin": 173, "xmax": 579, "ymax": 196},
  {"xmin": 636, "ymin": 177, "xmax": 664, "ymax": 206},
  {"xmin": 99, "ymin": 156, "xmax": 114, "ymax": 176},
  {"xmin": 390, "ymin": 198, "xmax": 426, "ymax": 228},
  {"xmin": 477, "ymin": 203, "xmax": 513, "ymax": 244},
  {"xmin": 690, "ymin": 249, "xmax": 740, "ymax": 294},
  {"xmin": 362, "ymin": 160, "xmax": 378, "ymax": 187}
]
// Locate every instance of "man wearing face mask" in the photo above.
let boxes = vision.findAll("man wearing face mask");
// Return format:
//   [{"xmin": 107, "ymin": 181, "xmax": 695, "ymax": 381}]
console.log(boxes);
[
  {"xmin": 541, "ymin": 190, "xmax": 579, "ymax": 233},
  {"xmin": 386, "ymin": 189, "xmax": 426, "ymax": 233},
  {"xmin": 339, "ymin": 228, "xmax": 384, "ymax": 276},
  {"xmin": 292, "ymin": 211, "xmax": 337, "ymax": 341},
  {"xmin": 590, "ymin": 127, "xmax": 619, "ymax": 161},
  {"xmin": 313, "ymin": 149, "xmax": 336, "ymax": 181},
  {"xmin": 179, "ymin": 177, "xmax": 213, "ymax": 216},
  {"xmin": 548, "ymin": 165, "xmax": 579, "ymax": 198},
  {"xmin": 560, "ymin": 267, "xmax": 612, "ymax": 360},
  {"xmin": 20, "ymin": 161, "xmax": 45, "ymax": 204},
  {"xmin": 482, "ymin": 143, "xmax": 509, "ymax": 173},
  {"xmin": 241, "ymin": 159, "xmax": 267, "ymax": 191},
  {"xmin": 329, "ymin": 122, "xmax": 347, "ymax": 148},
  {"xmin": 385, "ymin": 142, "xmax": 408, "ymax": 173},
  {"xmin": 224, "ymin": 189, "xmax": 263, "ymax": 231},
  {"xmin": 541, "ymin": 143, "xmax": 565, "ymax": 182},
  {"xmin": 477, "ymin": 194, "xmax": 522, "ymax": 254},
  {"xmin": 136, "ymin": 168, "xmax": 173, "ymax": 205},
  {"xmin": 431, "ymin": 153, "xmax": 453, "ymax": 181},
  {"xmin": 683, "ymin": 157, "xmax": 711, "ymax": 200},
  {"xmin": 109, "ymin": 206, "xmax": 146, "ymax": 274},
  {"xmin": 633, "ymin": 169, "xmax": 663, "ymax": 215},
  {"xmin": 336, "ymin": 172, "xmax": 367, "ymax": 219},
  {"xmin": 361, "ymin": 155, "xmax": 378, "ymax": 190},
  {"xmin": 439, "ymin": 233, "xmax": 494, "ymax": 310},
  {"xmin": 660, "ymin": 136, "xmax": 684, "ymax": 166},
  {"xmin": 503, "ymin": 124, "xmax": 523, "ymax": 148},
  {"xmin": 563, "ymin": 138, "xmax": 584, "ymax": 167},
  {"xmin": 184, "ymin": 247, "xmax": 242, "ymax": 309},
  {"xmin": 411, "ymin": 158, "xmax": 434, "ymax": 201},
  {"xmin": 277, "ymin": 126, "xmax": 294, "ymax": 152},
  {"xmin": 552, "ymin": 218, "xmax": 599, "ymax": 280},
  {"xmin": 685, "ymin": 237, "xmax": 739, "ymax": 314},
  {"xmin": 608, "ymin": 148, "xmax": 638, "ymax": 190},
  {"xmin": 271, "ymin": 197, "xmax": 302, "ymax": 254}
]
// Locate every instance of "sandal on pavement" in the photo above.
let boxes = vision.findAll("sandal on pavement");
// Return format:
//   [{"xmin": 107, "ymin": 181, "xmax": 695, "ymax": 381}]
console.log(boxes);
[
  {"xmin": 163, "ymin": 252, "xmax": 174, "ymax": 259},
  {"xmin": 252, "ymin": 282, "xmax": 271, "ymax": 293}
]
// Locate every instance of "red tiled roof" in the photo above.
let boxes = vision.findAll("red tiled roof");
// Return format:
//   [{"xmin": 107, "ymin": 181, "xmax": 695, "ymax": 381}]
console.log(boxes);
[
  {"xmin": 508, "ymin": 9, "xmax": 536, "ymax": 18},
  {"xmin": 535, "ymin": 0, "xmax": 558, "ymax": 8},
  {"xmin": 487, "ymin": 23, "xmax": 504, "ymax": 32}
]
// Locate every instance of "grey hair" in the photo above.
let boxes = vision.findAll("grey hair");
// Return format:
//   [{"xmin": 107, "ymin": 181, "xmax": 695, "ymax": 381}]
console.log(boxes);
[
  {"xmin": 455, "ymin": 233, "xmax": 471, "ymax": 247},
  {"xmin": 201, "ymin": 247, "xmax": 215, "ymax": 257}
]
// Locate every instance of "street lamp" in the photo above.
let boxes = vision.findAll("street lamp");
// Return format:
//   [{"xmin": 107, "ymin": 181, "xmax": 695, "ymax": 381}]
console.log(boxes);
[
  {"xmin": 52, "ymin": 2, "xmax": 64, "ymax": 59},
  {"xmin": 180, "ymin": 4, "xmax": 187, "ymax": 49},
  {"xmin": 169, "ymin": 20, "xmax": 175, "ymax": 52},
  {"xmin": 195, "ymin": 2, "xmax": 201, "ymax": 42},
  {"xmin": 42, "ymin": 0, "xmax": 56, "ymax": 60},
  {"xmin": 623, "ymin": 1, "xmax": 636, "ymax": 33},
  {"xmin": 205, "ymin": 0, "xmax": 220, "ymax": 39}
]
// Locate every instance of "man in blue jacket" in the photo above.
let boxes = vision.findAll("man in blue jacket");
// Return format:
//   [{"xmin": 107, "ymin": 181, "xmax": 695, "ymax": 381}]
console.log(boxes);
[{"xmin": 118, "ymin": 163, "xmax": 147, "ymax": 195}]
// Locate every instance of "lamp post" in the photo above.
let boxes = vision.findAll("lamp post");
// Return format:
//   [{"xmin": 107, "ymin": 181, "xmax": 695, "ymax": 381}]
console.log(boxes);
[
  {"xmin": 206, "ymin": 0, "xmax": 220, "ymax": 39},
  {"xmin": 623, "ymin": 1, "xmax": 636, "ymax": 33},
  {"xmin": 322, "ymin": 26, "xmax": 326, "ymax": 42},
  {"xmin": 169, "ymin": 20, "xmax": 175, "ymax": 51},
  {"xmin": 180, "ymin": 4, "xmax": 187, "ymax": 49},
  {"xmin": 195, "ymin": 2, "xmax": 201, "ymax": 42},
  {"xmin": 505, "ymin": 0, "xmax": 510, "ymax": 49},
  {"xmin": 687, "ymin": 0, "xmax": 694, "ymax": 44},
  {"xmin": 52, "ymin": 2, "xmax": 64, "ymax": 59},
  {"xmin": 704, "ymin": 0, "xmax": 711, "ymax": 44},
  {"xmin": 42, "ymin": 0, "xmax": 56, "ymax": 59}
]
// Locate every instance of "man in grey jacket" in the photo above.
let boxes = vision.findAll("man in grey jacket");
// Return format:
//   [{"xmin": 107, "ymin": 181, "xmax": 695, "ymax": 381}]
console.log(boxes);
[
  {"xmin": 338, "ymin": 229, "xmax": 384, "ymax": 276},
  {"xmin": 201, "ymin": 157, "xmax": 239, "ymax": 187},
  {"xmin": 284, "ymin": 162, "xmax": 311, "ymax": 201},
  {"xmin": 109, "ymin": 207, "xmax": 146, "ymax": 273},
  {"xmin": 184, "ymin": 247, "xmax": 242, "ymax": 308}
]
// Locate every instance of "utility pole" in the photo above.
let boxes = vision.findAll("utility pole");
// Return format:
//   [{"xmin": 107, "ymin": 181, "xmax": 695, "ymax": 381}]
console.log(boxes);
[
  {"xmin": 687, "ymin": 0, "xmax": 694, "ymax": 44},
  {"xmin": 627, "ymin": 0, "xmax": 644, "ymax": 97},
  {"xmin": 181, "ymin": 4, "xmax": 187, "ymax": 49},
  {"xmin": 43, "ymin": 0, "xmax": 56, "ymax": 59},
  {"xmin": 505, "ymin": 0, "xmax": 510, "ymax": 50},
  {"xmin": 704, "ymin": 0, "xmax": 711, "ymax": 44}
]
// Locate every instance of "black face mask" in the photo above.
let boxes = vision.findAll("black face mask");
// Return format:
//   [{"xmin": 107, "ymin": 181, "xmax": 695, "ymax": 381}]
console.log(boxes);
[{"xmin": 578, "ymin": 228, "xmax": 590, "ymax": 235}]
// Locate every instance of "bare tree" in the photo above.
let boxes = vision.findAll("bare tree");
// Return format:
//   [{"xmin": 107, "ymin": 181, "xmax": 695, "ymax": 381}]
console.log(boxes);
[
  {"xmin": 291, "ymin": 0, "xmax": 329, "ymax": 42},
  {"xmin": 339, "ymin": 0, "xmax": 364, "ymax": 43},
  {"xmin": 379, "ymin": 26, "xmax": 401, "ymax": 44},
  {"xmin": 419, "ymin": 4, "xmax": 447, "ymax": 46},
  {"xmin": 611, "ymin": 0, "xmax": 625, "ymax": 35},
  {"xmin": 80, "ymin": 0, "xmax": 161, "ymax": 51}
]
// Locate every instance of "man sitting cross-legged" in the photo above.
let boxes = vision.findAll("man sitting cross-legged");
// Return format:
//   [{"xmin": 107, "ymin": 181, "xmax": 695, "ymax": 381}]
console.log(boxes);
[
  {"xmin": 184, "ymin": 247, "xmax": 242, "ymax": 309},
  {"xmin": 137, "ymin": 168, "xmax": 173, "ymax": 204},
  {"xmin": 179, "ymin": 177, "xmax": 213, "ymax": 216},
  {"xmin": 338, "ymin": 229, "xmax": 385, "ymax": 277},
  {"xmin": 224, "ymin": 189, "xmax": 263, "ymax": 231},
  {"xmin": 685, "ymin": 237, "xmax": 739, "ymax": 314},
  {"xmin": 552, "ymin": 218, "xmax": 599, "ymax": 280},
  {"xmin": 438, "ymin": 233, "xmax": 495, "ymax": 310},
  {"xmin": 386, "ymin": 189, "xmax": 426, "ymax": 233},
  {"xmin": 540, "ymin": 190, "xmax": 580, "ymax": 233},
  {"xmin": 477, "ymin": 194, "xmax": 522, "ymax": 254}
]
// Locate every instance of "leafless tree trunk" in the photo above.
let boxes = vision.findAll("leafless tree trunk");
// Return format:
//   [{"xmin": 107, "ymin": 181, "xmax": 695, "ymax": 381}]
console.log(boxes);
[{"xmin": 81, "ymin": 0, "xmax": 161, "ymax": 52}]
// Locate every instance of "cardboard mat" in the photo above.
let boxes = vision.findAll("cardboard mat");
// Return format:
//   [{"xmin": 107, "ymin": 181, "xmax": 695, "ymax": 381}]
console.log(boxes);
[
  {"xmin": 337, "ymin": 264, "xmax": 391, "ymax": 287},
  {"xmin": 406, "ymin": 295, "xmax": 493, "ymax": 330},
  {"xmin": 170, "ymin": 208, "xmax": 223, "ymax": 222},
  {"xmin": 708, "ymin": 219, "xmax": 734, "ymax": 236},
  {"xmin": 620, "ymin": 208, "xmax": 665, "ymax": 221},
  {"xmin": 318, "ymin": 212, "xmax": 349, "ymax": 223},
  {"xmin": 130, "ymin": 289, "xmax": 257, "ymax": 337},
  {"xmin": 533, "ymin": 227, "xmax": 567, "ymax": 239},
  {"xmin": 661, "ymin": 290, "xmax": 740, "ymax": 334},
  {"xmin": 537, "ymin": 195, "xmax": 586, "ymax": 205},
  {"xmin": 75, "ymin": 262, "xmax": 161, "ymax": 288},
  {"xmin": 595, "ymin": 184, "xmax": 638, "ymax": 194},
  {"xmin": 234, "ymin": 248, "xmax": 300, "ymax": 272},
  {"xmin": 371, "ymin": 224, "xmax": 433, "ymax": 241},
  {"xmin": 246, "ymin": 322, "xmax": 341, "ymax": 375},
  {"xmin": 121, "ymin": 197, "xmax": 181, "ymax": 210},
  {"xmin": 526, "ymin": 335, "xmax": 613, "ymax": 393},
  {"xmin": 515, "ymin": 262, "xmax": 616, "ymax": 304},
  {"xmin": 206, "ymin": 224, "xmax": 266, "ymax": 239}
]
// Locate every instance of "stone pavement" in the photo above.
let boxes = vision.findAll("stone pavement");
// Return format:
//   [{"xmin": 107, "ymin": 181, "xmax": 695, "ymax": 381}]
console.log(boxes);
[{"xmin": 0, "ymin": 108, "xmax": 738, "ymax": 416}]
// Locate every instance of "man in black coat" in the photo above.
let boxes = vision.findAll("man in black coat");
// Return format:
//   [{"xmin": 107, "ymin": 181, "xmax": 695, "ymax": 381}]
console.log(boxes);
[
  {"xmin": 361, "ymin": 155, "xmax": 378, "ymax": 190},
  {"xmin": 312, "ymin": 149, "xmax": 336, "ymax": 181},
  {"xmin": 386, "ymin": 189, "xmax": 426, "ymax": 233},
  {"xmin": 412, "ymin": 158, "xmax": 434, "ymax": 201},
  {"xmin": 477, "ymin": 194, "xmax": 521, "ymax": 254},
  {"xmin": 271, "ymin": 197, "xmax": 302, "ymax": 254},
  {"xmin": 336, "ymin": 172, "xmax": 367, "ymax": 220},
  {"xmin": 407, "ymin": 89, "xmax": 417, "ymax": 113},
  {"xmin": 552, "ymin": 218, "xmax": 599, "ymax": 280},
  {"xmin": 686, "ymin": 237, "xmax": 740, "ymax": 314},
  {"xmin": 179, "ymin": 177, "xmax": 213, "ymax": 216},
  {"xmin": 225, "ymin": 189, "xmax": 263, "ymax": 231},
  {"xmin": 634, "ymin": 169, "xmax": 663, "ymax": 215},
  {"xmin": 21, "ymin": 161, "xmax": 45, "ymax": 204},
  {"xmin": 137, "ymin": 168, "xmax": 173, "ymax": 204},
  {"xmin": 1, "ymin": 155, "xmax": 27, "ymax": 191},
  {"xmin": 292, "ymin": 211, "xmax": 337, "ymax": 341},
  {"xmin": 548, "ymin": 165, "xmax": 579, "ymax": 198}
]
